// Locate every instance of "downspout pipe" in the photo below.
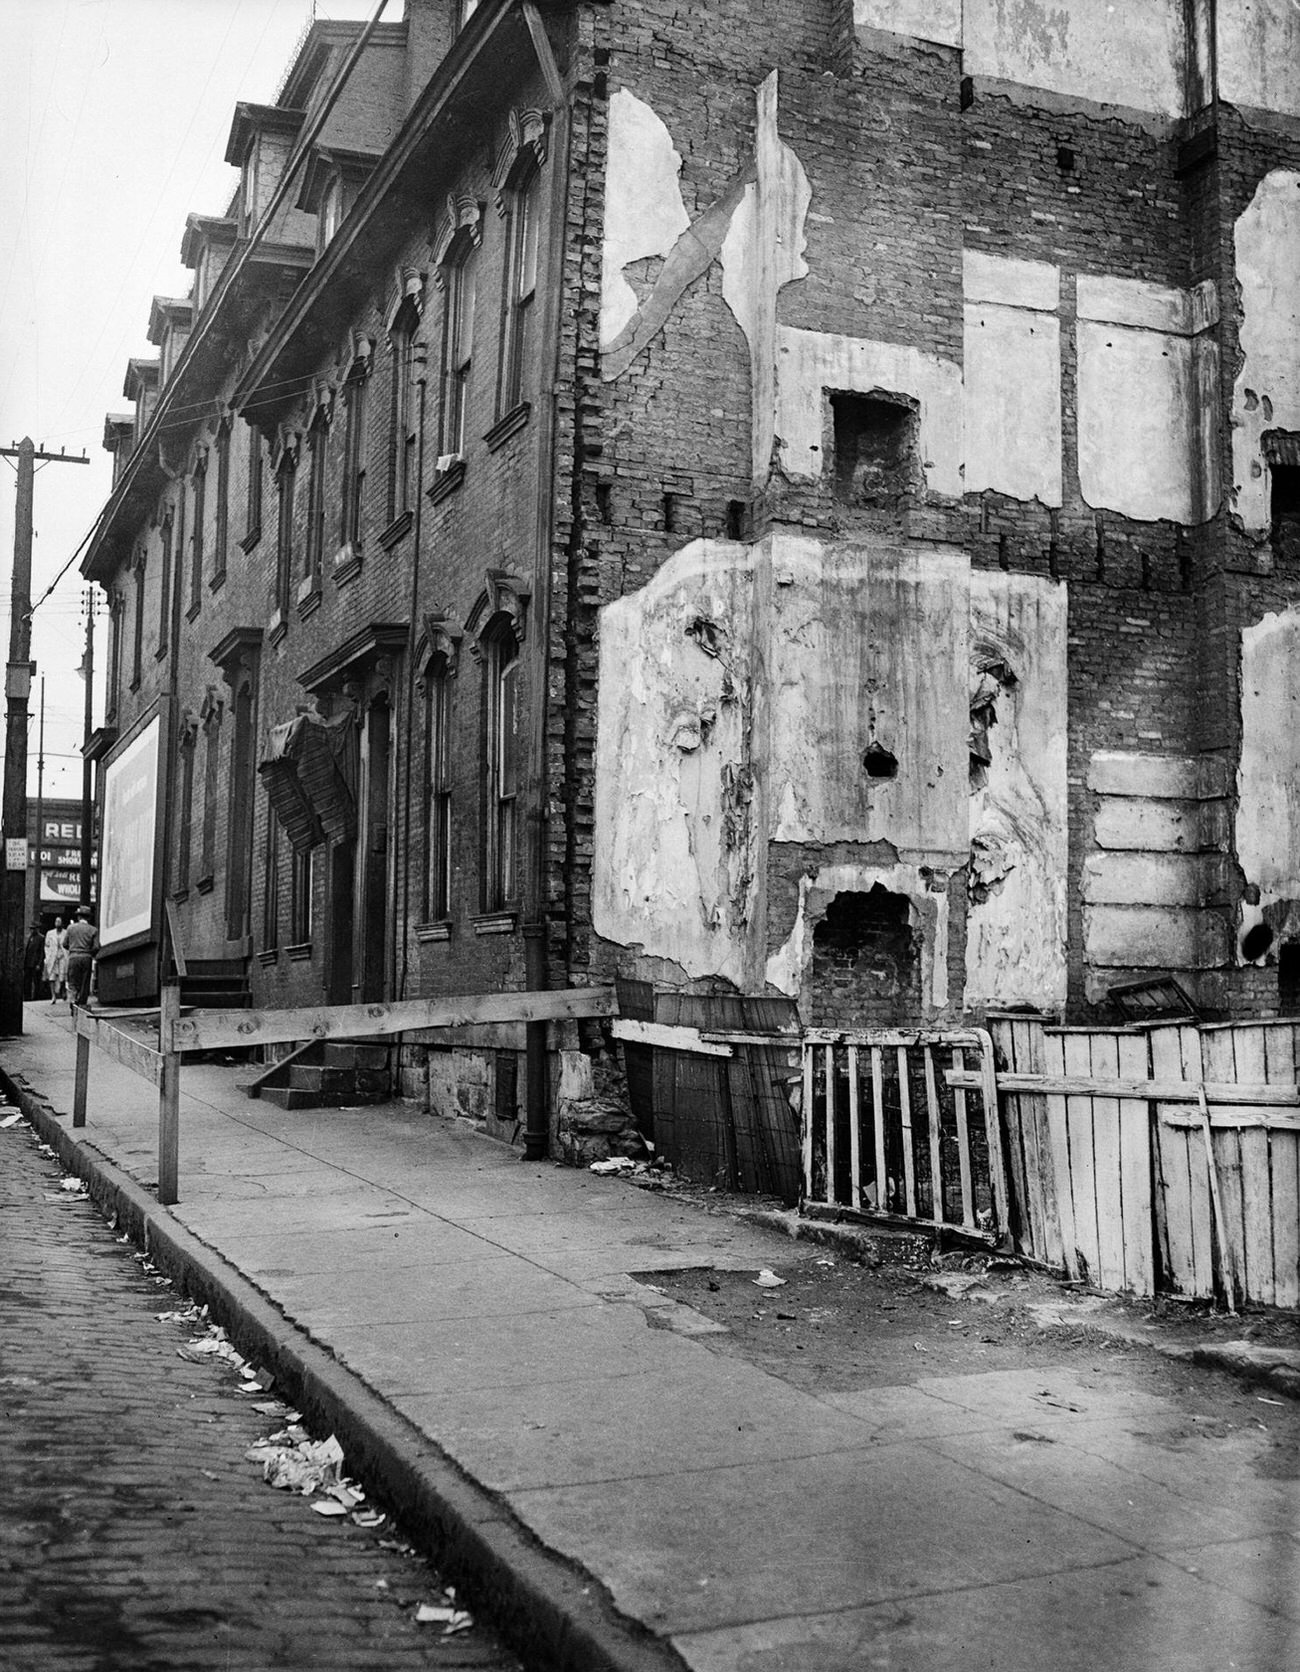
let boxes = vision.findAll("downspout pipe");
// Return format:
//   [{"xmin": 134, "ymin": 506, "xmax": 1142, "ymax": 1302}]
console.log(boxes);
[
  {"xmin": 397, "ymin": 345, "xmax": 430, "ymax": 1006},
  {"xmin": 521, "ymin": 1, "xmax": 569, "ymax": 1161}
]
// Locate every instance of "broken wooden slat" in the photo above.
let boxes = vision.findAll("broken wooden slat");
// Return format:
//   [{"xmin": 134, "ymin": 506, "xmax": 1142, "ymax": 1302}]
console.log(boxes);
[
  {"xmin": 172, "ymin": 986, "xmax": 617, "ymax": 1052},
  {"xmin": 924, "ymin": 1045, "xmax": 943, "ymax": 1224},
  {"xmin": 610, "ymin": 1019, "xmax": 733, "ymax": 1057},
  {"xmin": 945, "ymin": 1070, "xmax": 1300, "ymax": 1106},
  {"xmin": 847, "ymin": 1045, "xmax": 861, "ymax": 1212},
  {"xmin": 1063, "ymin": 1031, "xmax": 1101, "ymax": 1287},
  {"xmin": 1265, "ymin": 1026, "xmax": 1300, "ymax": 1308},
  {"xmin": 1117, "ymin": 1029, "xmax": 1155, "ymax": 1296},
  {"xmin": 1180, "ymin": 1025, "xmax": 1216, "ymax": 1299},
  {"xmin": 801, "ymin": 1045, "xmax": 815, "ymax": 1202},
  {"xmin": 952, "ymin": 1045, "xmax": 975, "ymax": 1230},
  {"xmin": 1149, "ymin": 1024, "xmax": 1196, "ymax": 1295},
  {"xmin": 1013, "ymin": 1018, "xmax": 1059, "ymax": 1267},
  {"xmin": 824, "ymin": 1045, "xmax": 837, "ymax": 1206},
  {"xmin": 1231, "ymin": 1024, "xmax": 1275, "ymax": 1307},
  {"xmin": 1041, "ymin": 1030, "xmax": 1079, "ymax": 1281},
  {"xmin": 1088, "ymin": 1031, "xmax": 1125, "ymax": 1293},
  {"xmin": 75, "ymin": 1008, "xmax": 164, "ymax": 1087},
  {"xmin": 871, "ymin": 1045, "xmax": 887, "ymax": 1215},
  {"xmin": 898, "ymin": 1046, "xmax": 917, "ymax": 1218},
  {"xmin": 1202, "ymin": 1028, "xmax": 1245, "ymax": 1309}
]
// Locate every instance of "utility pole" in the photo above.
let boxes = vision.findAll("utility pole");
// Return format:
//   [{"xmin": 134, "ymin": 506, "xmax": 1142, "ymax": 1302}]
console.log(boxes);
[
  {"xmin": 0, "ymin": 437, "xmax": 88, "ymax": 1035},
  {"xmin": 80, "ymin": 589, "xmax": 96, "ymax": 909},
  {"xmin": 34, "ymin": 678, "xmax": 45, "ymax": 930}
]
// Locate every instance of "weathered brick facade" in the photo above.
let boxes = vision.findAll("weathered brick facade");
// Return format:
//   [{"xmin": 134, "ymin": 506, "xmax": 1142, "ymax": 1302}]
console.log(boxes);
[{"xmin": 85, "ymin": 2, "xmax": 1300, "ymax": 1155}]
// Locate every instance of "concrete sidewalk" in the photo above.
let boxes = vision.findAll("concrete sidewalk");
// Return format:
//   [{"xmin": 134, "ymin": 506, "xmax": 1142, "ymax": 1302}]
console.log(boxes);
[{"xmin": 5, "ymin": 1002, "xmax": 1300, "ymax": 1672}]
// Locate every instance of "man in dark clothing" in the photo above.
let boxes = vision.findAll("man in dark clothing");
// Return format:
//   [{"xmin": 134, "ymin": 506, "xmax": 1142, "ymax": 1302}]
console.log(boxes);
[
  {"xmin": 23, "ymin": 924, "xmax": 45, "ymax": 999},
  {"xmin": 62, "ymin": 908, "xmax": 98, "ymax": 1010}
]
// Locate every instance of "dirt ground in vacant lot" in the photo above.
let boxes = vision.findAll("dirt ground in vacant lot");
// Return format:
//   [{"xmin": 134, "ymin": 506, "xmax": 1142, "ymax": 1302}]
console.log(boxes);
[{"xmin": 640, "ymin": 1234, "xmax": 1300, "ymax": 1427}]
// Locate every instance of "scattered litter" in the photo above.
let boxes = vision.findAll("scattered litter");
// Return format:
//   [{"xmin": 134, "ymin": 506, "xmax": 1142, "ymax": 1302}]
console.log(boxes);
[
  {"xmin": 247, "ymin": 1430, "xmax": 347, "ymax": 1496},
  {"xmin": 311, "ymin": 1499, "xmax": 348, "ymax": 1518},
  {"xmin": 238, "ymin": 1380, "xmax": 264, "ymax": 1394},
  {"xmin": 1258, "ymin": 1396, "xmax": 1286, "ymax": 1407},
  {"xmin": 0, "ymin": 1112, "xmax": 24, "ymax": 1129},
  {"xmin": 352, "ymin": 1508, "xmax": 386, "ymax": 1529},
  {"xmin": 753, "ymin": 1269, "xmax": 786, "ymax": 1289},
  {"xmin": 379, "ymin": 1537, "xmax": 418, "ymax": 1557},
  {"xmin": 201, "ymin": 1470, "xmax": 219, "ymax": 1481},
  {"xmin": 589, "ymin": 1157, "xmax": 634, "ymax": 1175},
  {"xmin": 252, "ymin": 1401, "xmax": 290, "ymax": 1417},
  {"xmin": 59, "ymin": 1176, "xmax": 85, "ymax": 1192},
  {"xmin": 416, "ymin": 1605, "xmax": 457, "ymax": 1625},
  {"xmin": 156, "ymin": 1303, "xmax": 206, "ymax": 1324}
]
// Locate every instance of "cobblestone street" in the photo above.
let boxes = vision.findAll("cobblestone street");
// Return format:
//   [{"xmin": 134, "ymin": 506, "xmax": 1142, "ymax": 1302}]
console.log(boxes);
[{"xmin": 0, "ymin": 1115, "xmax": 523, "ymax": 1672}]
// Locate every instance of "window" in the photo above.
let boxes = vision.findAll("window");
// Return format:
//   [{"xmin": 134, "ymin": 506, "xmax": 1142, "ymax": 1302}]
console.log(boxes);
[
  {"xmin": 425, "ymin": 659, "xmax": 452, "ymax": 919},
  {"xmin": 291, "ymin": 845, "xmax": 316, "ymax": 945},
  {"xmin": 340, "ymin": 362, "xmax": 368, "ymax": 552},
  {"xmin": 304, "ymin": 412, "xmax": 327, "ymax": 596},
  {"xmin": 389, "ymin": 297, "xmax": 420, "ymax": 520},
  {"xmin": 831, "ymin": 393, "xmax": 919, "ymax": 514},
  {"xmin": 274, "ymin": 450, "xmax": 296, "ymax": 621},
  {"xmin": 443, "ymin": 241, "xmax": 478, "ymax": 461},
  {"xmin": 213, "ymin": 420, "xmax": 230, "ymax": 587},
  {"xmin": 245, "ymin": 425, "xmax": 264, "ymax": 545},
  {"xmin": 484, "ymin": 622, "xmax": 521, "ymax": 909},
  {"xmin": 157, "ymin": 515, "xmax": 173, "ymax": 659},
  {"xmin": 320, "ymin": 176, "xmax": 343, "ymax": 248},
  {"xmin": 176, "ymin": 729, "xmax": 196, "ymax": 894},
  {"xmin": 502, "ymin": 167, "xmax": 540, "ymax": 413},
  {"xmin": 226, "ymin": 680, "xmax": 256, "ymax": 939},
  {"xmin": 200, "ymin": 704, "xmax": 222, "ymax": 883},
  {"xmin": 1272, "ymin": 463, "xmax": 1300, "ymax": 563},
  {"xmin": 189, "ymin": 453, "xmax": 206, "ymax": 613},
  {"xmin": 263, "ymin": 811, "xmax": 280, "ymax": 952},
  {"xmin": 107, "ymin": 597, "xmax": 123, "ymax": 722},
  {"xmin": 131, "ymin": 550, "xmax": 146, "ymax": 689}
]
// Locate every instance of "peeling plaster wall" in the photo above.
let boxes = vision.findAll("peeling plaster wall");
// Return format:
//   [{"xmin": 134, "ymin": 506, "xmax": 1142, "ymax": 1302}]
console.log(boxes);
[
  {"xmin": 1237, "ymin": 610, "xmax": 1300, "ymax": 909},
  {"xmin": 773, "ymin": 328, "xmax": 963, "ymax": 496},
  {"xmin": 1076, "ymin": 276, "xmax": 1221, "ymax": 525},
  {"xmin": 963, "ymin": 252, "xmax": 1062, "ymax": 506},
  {"xmin": 594, "ymin": 534, "xmax": 1068, "ymax": 1015},
  {"xmin": 964, "ymin": 0, "xmax": 1187, "ymax": 116},
  {"xmin": 964, "ymin": 571, "xmax": 1069, "ymax": 1010},
  {"xmin": 599, "ymin": 88, "xmax": 690, "ymax": 353},
  {"xmin": 1231, "ymin": 172, "xmax": 1300, "ymax": 535},
  {"xmin": 1218, "ymin": 1, "xmax": 1300, "ymax": 118},
  {"xmin": 853, "ymin": 0, "xmax": 962, "ymax": 47}
]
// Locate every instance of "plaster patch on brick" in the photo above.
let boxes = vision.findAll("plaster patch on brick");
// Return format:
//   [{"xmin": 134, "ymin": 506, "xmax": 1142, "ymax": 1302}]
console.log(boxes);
[
  {"xmin": 964, "ymin": 301, "xmax": 1062, "ymax": 505},
  {"xmin": 1077, "ymin": 274, "xmax": 1221, "ymax": 524},
  {"xmin": 1218, "ymin": 0, "xmax": 1300, "ymax": 119},
  {"xmin": 766, "ymin": 861, "xmax": 950, "ymax": 1012},
  {"xmin": 774, "ymin": 328, "xmax": 963, "ymax": 496},
  {"xmin": 964, "ymin": 570, "xmax": 1068, "ymax": 1010},
  {"xmin": 1237, "ymin": 608, "xmax": 1300, "ymax": 909},
  {"xmin": 854, "ymin": 0, "xmax": 962, "ymax": 47},
  {"xmin": 599, "ymin": 88, "xmax": 691, "ymax": 352},
  {"xmin": 1231, "ymin": 171, "xmax": 1300, "ymax": 534}
]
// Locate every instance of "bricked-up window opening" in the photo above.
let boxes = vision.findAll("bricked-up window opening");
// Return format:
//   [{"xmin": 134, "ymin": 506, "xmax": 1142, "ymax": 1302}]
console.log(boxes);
[
  {"xmin": 502, "ymin": 164, "xmax": 540, "ymax": 415},
  {"xmin": 442, "ymin": 239, "xmax": 477, "ymax": 460},
  {"xmin": 1272, "ymin": 464, "xmax": 1300, "ymax": 562},
  {"xmin": 726, "ymin": 500, "xmax": 747, "ymax": 539},
  {"xmin": 340, "ymin": 363, "xmax": 368, "ymax": 550},
  {"xmin": 175, "ymin": 731, "xmax": 195, "ymax": 894},
  {"xmin": 810, "ymin": 885, "xmax": 921, "ymax": 1027},
  {"xmin": 262, "ymin": 810, "xmax": 280, "ymax": 952},
  {"xmin": 157, "ymin": 514, "xmax": 173, "ymax": 658},
  {"xmin": 389, "ymin": 297, "xmax": 420, "ymax": 519},
  {"xmin": 304, "ymin": 412, "xmax": 327, "ymax": 594},
  {"xmin": 484, "ymin": 620, "xmax": 521, "ymax": 910},
  {"xmin": 425, "ymin": 656, "xmax": 452, "ymax": 921},
  {"xmin": 273, "ymin": 452, "xmax": 296, "ymax": 620},
  {"xmin": 662, "ymin": 491, "xmax": 678, "ymax": 533},
  {"xmin": 495, "ymin": 1050, "xmax": 518, "ymax": 1125},
  {"xmin": 213, "ymin": 419, "xmax": 230, "ymax": 587},
  {"xmin": 189, "ymin": 454, "xmax": 206, "ymax": 614},
  {"xmin": 1280, "ymin": 943, "xmax": 1300, "ymax": 1015},
  {"xmin": 831, "ymin": 393, "xmax": 919, "ymax": 514},
  {"xmin": 291, "ymin": 844, "xmax": 316, "ymax": 946},
  {"xmin": 130, "ymin": 550, "xmax": 145, "ymax": 690},
  {"xmin": 244, "ymin": 425, "xmax": 263, "ymax": 546},
  {"xmin": 863, "ymin": 742, "xmax": 898, "ymax": 779}
]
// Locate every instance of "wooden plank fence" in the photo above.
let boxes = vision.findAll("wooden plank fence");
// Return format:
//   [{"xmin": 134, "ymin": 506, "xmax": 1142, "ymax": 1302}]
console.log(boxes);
[{"xmin": 989, "ymin": 1016, "xmax": 1300, "ymax": 1309}]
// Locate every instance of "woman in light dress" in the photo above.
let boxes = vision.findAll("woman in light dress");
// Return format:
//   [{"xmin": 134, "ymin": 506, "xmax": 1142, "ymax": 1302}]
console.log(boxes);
[{"xmin": 44, "ymin": 916, "xmax": 68, "ymax": 1003}]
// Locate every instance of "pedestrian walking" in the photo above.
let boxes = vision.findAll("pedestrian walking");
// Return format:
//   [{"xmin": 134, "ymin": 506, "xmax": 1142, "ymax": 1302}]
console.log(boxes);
[
  {"xmin": 44, "ymin": 917, "xmax": 68, "ymax": 1003},
  {"xmin": 24, "ymin": 923, "xmax": 46, "ymax": 999},
  {"xmin": 62, "ymin": 908, "xmax": 98, "ymax": 1011}
]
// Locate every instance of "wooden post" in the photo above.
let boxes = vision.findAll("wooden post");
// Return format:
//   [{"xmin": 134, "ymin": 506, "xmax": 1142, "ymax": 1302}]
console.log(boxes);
[
  {"xmin": 73, "ymin": 1028, "xmax": 90, "ymax": 1128},
  {"xmin": 158, "ymin": 981, "xmax": 181, "ymax": 1206}
]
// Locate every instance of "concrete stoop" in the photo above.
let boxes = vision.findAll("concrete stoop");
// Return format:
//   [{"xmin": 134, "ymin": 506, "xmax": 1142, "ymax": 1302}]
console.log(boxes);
[{"xmin": 250, "ymin": 1040, "xmax": 392, "ymax": 1111}]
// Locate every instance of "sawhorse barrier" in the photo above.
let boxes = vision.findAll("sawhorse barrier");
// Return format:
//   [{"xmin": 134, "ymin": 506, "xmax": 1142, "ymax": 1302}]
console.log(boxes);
[{"xmin": 73, "ymin": 984, "xmax": 617, "ymax": 1205}]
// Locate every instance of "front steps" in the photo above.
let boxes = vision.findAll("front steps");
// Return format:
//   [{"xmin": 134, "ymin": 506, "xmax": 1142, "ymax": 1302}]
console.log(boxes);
[{"xmin": 247, "ymin": 1040, "xmax": 391, "ymax": 1110}]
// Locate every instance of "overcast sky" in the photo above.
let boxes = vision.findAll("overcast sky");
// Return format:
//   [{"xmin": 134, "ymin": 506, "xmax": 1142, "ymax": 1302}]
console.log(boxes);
[{"xmin": 0, "ymin": 0, "xmax": 380, "ymax": 801}]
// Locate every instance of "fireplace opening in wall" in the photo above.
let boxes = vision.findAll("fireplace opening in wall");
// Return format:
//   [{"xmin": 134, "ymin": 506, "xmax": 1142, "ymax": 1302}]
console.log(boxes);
[
  {"xmin": 810, "ymin": 884, "xmax": 920, "ymax": 1027},
  {"xmin": 830, "ymin": 392, "xmax": 919, "ymax": 515}
]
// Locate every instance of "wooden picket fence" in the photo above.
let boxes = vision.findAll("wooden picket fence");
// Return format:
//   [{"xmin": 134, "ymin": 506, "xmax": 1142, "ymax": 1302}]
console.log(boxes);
[{"xmin": 989, "ymin": 1016, "xmax": 1300, "ymax": 1309}]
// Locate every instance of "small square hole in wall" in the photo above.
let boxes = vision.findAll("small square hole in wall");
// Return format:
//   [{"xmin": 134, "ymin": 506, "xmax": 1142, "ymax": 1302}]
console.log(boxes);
[
  {"xmin": 831, "ymin": 393, "xmax": 919, "ymax": 515},
  {"xmin": 1056, "ymin": 145, "xmax": 1075, "ymax": 173}
]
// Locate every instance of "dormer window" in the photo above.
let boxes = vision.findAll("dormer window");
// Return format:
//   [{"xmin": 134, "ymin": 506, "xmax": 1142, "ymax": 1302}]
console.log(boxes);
[
  {"xmin": 224, "ymin": 102, "xmax": 306, "ymax": 240},
  {"xmin": 320, "ymin": 177, "xmax": 343, "ymax": 247},
  {"xmin": 297, "ymin": 146, "xmax": 380, "ymax": 261}
]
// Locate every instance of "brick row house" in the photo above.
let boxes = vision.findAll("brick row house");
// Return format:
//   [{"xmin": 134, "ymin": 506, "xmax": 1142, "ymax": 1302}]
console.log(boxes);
[{"xmin": 85, "ymin": 2, "xmax": 1300, "ymax": 1162}]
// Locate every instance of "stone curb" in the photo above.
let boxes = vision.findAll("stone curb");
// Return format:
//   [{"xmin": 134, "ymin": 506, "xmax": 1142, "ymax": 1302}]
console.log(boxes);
[{"xmin": 1, "ymin": 1068, "xmax": 688, "ymax": 1672}]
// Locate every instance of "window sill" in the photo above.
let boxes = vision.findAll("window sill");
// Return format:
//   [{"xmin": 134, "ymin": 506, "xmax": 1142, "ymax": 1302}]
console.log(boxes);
[
  {"xmin": 239, "ymin": 525, "xmax": 262, "ymax": 554},
  {"xmin": 257, "ymin": 947, "xmax": 280, "ymax": 967},
  {"xmin": 155, "ymin": 645, "xmax": 170, "ymax": 662},
  {"xmin": 170, "ymin": 888, "xmax": 189, "ymax": 905},
  {"xmin": 196, "ymin": 874, "xmax": 215, "ymax": 896},
  {"xmin": 379, "ymin": 509, "xmax": 413, "ymax": 551},
  {"xmin": 185, "ymin": 597, "xmax": 201, "ymax": 623},
  {"xmin": 415, "ymin": 920, "xmax": 451, "ymax": 943},
  {"xmin": 485, "ymin": 403, "xmax": 529, "ymax": 452},
  {"xmin": 286, "ymin": 941, "xmax": 313, "ymax": 962},
  {"xmin": 426, "ymin": 458, "xmax": 466, "ymax": 506},
  {"xmin": 268, "ymin": 610, "xmax": 288, "ymax": 648},
  {"xmin": 209, "ymin": 568, "xmax": 227, "ymax": 595},
  {"xmin": 471, "ymin": 910, "xmax": 517, "ymax": 936},
  {"xmin": 296, "ymin": 583, "xmax": 322, "ymax": 622},
  {"xmin": 128, "ymin": 678, "xmax": 141, "ymax": 694},
  {"xmin": 332, "ymin": 542, "xmax": 362, "ymax": 586}
]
